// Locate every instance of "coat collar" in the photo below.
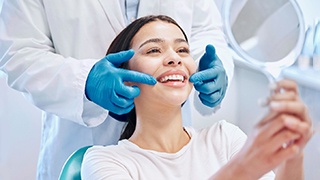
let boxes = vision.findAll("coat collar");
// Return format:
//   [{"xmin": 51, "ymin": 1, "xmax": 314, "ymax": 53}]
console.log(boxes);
[
  {"xmin": 97, "ymin": 0, "xmax": 175, "ymax": 32},
  {"xmin": 138, "ymin": 0, "xmax": 174, "ymax": 18},
  {"xmin": 138, "ymin": 0, "xmax": 160, "ymax": 17},
  {"xmin": 98, "ymin": 0, "xmax": 126, "ymax": 33}
]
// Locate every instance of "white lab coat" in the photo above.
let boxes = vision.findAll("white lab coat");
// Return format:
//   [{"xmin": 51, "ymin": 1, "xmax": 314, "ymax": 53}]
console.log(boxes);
[{"xmin": 0, "ymin": 0, "xmax": 233, "ymax": 179}]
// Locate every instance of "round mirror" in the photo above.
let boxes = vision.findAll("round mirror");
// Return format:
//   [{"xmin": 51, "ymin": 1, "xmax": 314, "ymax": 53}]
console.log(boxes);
[{"xmin": 222, "ymin": 0, "xmax": 305, "ymax": 82}]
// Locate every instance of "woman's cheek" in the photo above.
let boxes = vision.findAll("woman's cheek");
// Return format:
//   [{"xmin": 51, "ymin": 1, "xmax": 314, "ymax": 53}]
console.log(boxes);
[
  {"xmin": 189, "ymin": 61, "xmax": 197, "ymax": 75},
  {"xmin": 137, "ymin": 60, "xmax": 158, "ymax": 75}
]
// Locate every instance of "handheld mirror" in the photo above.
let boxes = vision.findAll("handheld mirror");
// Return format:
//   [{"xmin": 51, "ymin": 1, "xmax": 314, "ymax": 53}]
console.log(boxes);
[
  {"xmin": 222, "ymin": 0, "xmax": 305, "ymax": 83},
  {"xmin": 221, "ymin": 0, "xmax": 320, "ymax": 133}
]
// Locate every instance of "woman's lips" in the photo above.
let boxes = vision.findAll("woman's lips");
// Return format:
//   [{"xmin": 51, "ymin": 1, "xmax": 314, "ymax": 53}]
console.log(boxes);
[
  {"xmin": 158, "ymin": 74, "xmax": 184, "ymax": 83},
  {"xmin": 156, "ymin": 70, "xmax": 188, "ymax": 87}
]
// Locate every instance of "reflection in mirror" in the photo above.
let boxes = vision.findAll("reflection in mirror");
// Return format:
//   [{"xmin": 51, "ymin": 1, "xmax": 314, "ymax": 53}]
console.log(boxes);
[
  {"xmin": 223, "ymin": 0, "xmax": 305, "ymax": 82},
  {"xmin": 232, "ymin": 0, "xmax": 299, "ymax": 62}
]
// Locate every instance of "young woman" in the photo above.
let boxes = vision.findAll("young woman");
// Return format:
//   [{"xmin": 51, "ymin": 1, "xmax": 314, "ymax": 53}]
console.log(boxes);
[{"xmin": 81, "ymin": 15, "xmax": 313, "ymax": 180}]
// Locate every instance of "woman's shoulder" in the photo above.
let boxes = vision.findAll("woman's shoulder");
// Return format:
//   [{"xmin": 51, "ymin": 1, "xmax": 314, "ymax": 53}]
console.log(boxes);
[
  {"xmin": 87, "ymin": 144, "xmax": 120, "ymax": 153},
  {"xmin": 81, "ymin": 141, "xmax": 137, "ymax": 179},
  {"xmin": 84, "ymin": 140, "xmax": 133, "ymax": 160},
  {"xmin": 213, "ymin": 120, "xmax": 243, "ymax": 132},
  {"xmin": 189, "ymin": 120, "xmax": 247, "ymax": 143},
  {"xmin": 191, "ymin": 120, "xmax": 244, "ymax": 135}
]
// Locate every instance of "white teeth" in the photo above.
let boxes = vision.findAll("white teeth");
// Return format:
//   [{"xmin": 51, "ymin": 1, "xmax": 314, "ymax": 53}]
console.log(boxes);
[{"xmin": 159, "ymin": 74, "xmax": 184, "ymax": 83}]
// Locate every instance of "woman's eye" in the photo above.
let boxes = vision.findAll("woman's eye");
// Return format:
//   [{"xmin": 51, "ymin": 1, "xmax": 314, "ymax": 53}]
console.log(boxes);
[
  {"xmin": 177, "ymin": 47, "xmax": 190, "ymax": 54},
  {"xmin": 146, "ymin": 48, "xmax": 161, "ymax": 54}
]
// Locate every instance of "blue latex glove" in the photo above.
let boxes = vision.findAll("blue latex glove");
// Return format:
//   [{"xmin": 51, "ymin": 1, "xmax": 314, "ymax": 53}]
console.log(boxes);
[
  {"xmin": 85, "ymin": 50, "xmax": 156, "ymax": 115},
  {"xmin": 189, "ymin": 45, "xmax": 228, "ymax": 108}
]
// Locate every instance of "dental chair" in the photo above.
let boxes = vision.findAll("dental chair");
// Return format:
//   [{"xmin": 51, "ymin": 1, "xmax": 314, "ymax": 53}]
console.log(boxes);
[{"xmin": 59, "ymin": 145, "xmax": 92, "ymax": 180}]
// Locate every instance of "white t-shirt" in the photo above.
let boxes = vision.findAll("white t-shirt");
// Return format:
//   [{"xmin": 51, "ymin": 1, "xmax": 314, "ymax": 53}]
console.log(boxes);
[{"xmin": 81, "ymin": 120, "xmax": 275, "ymax": 179}]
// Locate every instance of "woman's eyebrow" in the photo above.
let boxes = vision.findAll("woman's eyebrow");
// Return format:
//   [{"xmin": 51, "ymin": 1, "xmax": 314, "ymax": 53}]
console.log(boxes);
[
  {"xmin": 139, "ymin": 38, "xmax": 188, "ymax": 48},
  {"xmin": 139, "ymin": 38, "xmax": 164, "ymax": 48},
  {"xmin": 175, "ymin": 38, "xmax": 188, "ymax": 44}
]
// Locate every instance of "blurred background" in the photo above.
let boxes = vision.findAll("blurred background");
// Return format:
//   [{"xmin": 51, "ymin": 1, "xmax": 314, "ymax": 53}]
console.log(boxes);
[{"xmin": 0, "ymin": 0, "xmax": 319, "ymax": 179}]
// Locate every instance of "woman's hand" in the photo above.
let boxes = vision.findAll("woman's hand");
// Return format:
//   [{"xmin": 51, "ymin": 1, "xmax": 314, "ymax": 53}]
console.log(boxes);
[
  {"xmin": 266, "ymin": 80, "xmax": 313, "ymax": 180},
  {"xmin": 211, "ymin": 79, "xmax": 313, "ymax": 180},
  {"xmin": 266, "ymin": 80, "xmax": 313, "ymax": 153}
]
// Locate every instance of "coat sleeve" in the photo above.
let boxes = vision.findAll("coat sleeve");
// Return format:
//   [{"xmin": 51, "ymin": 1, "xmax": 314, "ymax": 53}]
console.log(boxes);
[
  {"xmin": 185, "ymin": 0, "xmax": 235, "ymax": 115},
  {"xmin": 0, "ymin": 0, "xmax": 108, "ymax": 126},
  {"xmin": 190, "ymin": 0, "xmax": 234, "ymax": 82}
]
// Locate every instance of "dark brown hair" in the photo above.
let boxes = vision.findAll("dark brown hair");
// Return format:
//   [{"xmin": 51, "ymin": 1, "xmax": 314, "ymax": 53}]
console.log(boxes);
[{"xmin": 106, "ymin": 15, "xmax": 188, "ymax": 140}]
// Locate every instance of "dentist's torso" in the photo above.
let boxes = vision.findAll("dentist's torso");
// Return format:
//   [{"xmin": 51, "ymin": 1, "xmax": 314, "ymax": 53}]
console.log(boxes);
[{"xmin": 37, "ymin": 0, "xmax": 197, "ymax": 179}]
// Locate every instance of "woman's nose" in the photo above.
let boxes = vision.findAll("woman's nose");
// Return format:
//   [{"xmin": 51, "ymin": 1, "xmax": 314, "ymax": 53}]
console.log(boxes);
[{"xmin": 164, "ymin": 51, "xmax": 182, "ymax": 66}]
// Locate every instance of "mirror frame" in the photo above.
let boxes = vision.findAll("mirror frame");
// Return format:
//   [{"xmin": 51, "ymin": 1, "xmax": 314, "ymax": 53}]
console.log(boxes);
[{"xmin": 222, "ymin": 0, "xmax": 306, "ymax": 69}]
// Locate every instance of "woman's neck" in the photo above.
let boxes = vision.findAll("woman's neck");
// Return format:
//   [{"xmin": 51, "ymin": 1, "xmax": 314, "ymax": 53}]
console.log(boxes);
[{"xmin": 128, "ymin": 103, "xmax": 190, "ymax": 153}]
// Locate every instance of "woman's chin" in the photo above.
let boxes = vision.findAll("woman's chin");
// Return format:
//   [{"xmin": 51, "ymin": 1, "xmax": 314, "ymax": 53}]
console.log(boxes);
[{"xmin": 162, "ymin": 94, "xmax": 189, "ymax": 105}]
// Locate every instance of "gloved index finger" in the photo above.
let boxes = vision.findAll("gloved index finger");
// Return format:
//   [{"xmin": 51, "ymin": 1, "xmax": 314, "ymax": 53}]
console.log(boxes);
[
  {"xmin": 199, "ymin": 44, "xmax": 222, "ymax": 71},
  {"xmin": 205, "ymin": 44, "xmax": 216, "ymax": 58},
  {"xmin": 106, "ymin": 49, "xmax": 135, "ymax": 67},
  {"xmin": 189, "ymin": 68, "xmax": 218, "ymax": 84},
  {"xmin": 199, "ymin": 44, "xmax": 217, "ymax": 70},
  {"xmin": 121, "ymin": 69, "xmax": 157, "ymax": 85}
]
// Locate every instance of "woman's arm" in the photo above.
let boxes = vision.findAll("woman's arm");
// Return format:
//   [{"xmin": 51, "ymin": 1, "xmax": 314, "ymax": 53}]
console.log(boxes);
[
  {"xmin": 270, "ymin": 80, "xmax": 313, "ymax": 180},
  {"xmin": 275, "ymin": 154, "xmax": 304, "ymax": 180}
]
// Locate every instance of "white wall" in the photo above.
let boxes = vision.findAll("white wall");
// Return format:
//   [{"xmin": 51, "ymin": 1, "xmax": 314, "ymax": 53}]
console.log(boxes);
[
  {"xmin": 0, "ymin": 74, "xmax": 42, "ymax": 180},
  {"xmin": 0, "ymin": 1, "xmax": 41, "ymax": 178}
]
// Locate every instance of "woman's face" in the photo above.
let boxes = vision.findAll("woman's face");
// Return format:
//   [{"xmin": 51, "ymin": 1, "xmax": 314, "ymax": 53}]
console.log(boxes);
[{"xmin": 128, "ymin": 20, "xmax": 197, "ymax": 106}]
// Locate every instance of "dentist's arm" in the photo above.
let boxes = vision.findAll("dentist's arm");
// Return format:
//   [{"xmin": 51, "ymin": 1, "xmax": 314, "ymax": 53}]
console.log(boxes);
[
  {"xmin": 0, "ymin": 1, "xmax": 155, "ymax": 127},
  {"xmin": 0, "ymin": 0, "xmax": 99, "ymax": 125},
  {"xmin": 191, "ymin": 0, "xmax": 234, "ymax": 82},
  {"xmin": 189, "ymin": 0, "xmax": 233, "ymax": 111}
]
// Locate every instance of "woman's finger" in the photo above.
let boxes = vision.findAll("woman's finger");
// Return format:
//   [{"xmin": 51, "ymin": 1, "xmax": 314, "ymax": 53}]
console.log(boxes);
[
  {"xmin": 269, "ymin": 129, "xmax": 301, "ymax": 152},
  {"xmin": 269, "ymin": 91, "xmax": 297, "ymax": 102},
  {"xmin": 274, "ymin": 79, "xmax": 299, "ymax": 94},
  {"xmin": 272, "ymin": 144, "xmax": 300, "ymax": 164},
  {"xmin": 256, "ymin": 114, "xmax": 298, "ymax": 143},
  {"xmin": 284, "ymin": 118, "xmax": 314, "ymax": 148},
  {"xmin": 269, "ymin": 101, "xmax": 309, "ymax": 122}
]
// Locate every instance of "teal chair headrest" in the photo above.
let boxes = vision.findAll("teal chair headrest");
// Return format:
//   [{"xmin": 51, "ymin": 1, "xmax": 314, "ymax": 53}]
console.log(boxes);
[{"xmin": 59, "ymin": 145, "xmax": 92, "ymax": 180}]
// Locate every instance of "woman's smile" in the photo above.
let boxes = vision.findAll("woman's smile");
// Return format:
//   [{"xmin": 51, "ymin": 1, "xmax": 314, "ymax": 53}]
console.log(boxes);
[{"xmin": 156, "ymin": 70, "xmax": 188, "ymax": 88}]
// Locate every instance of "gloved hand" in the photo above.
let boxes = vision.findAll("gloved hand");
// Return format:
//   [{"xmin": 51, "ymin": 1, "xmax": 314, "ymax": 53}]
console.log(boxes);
[
  {"xmin": 189, "ymin": 44, "xmax": 228, "ymax": 108},
  {"xmin": 85, "ymin": 50, "xmax": 157, "ymax": 116}
]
